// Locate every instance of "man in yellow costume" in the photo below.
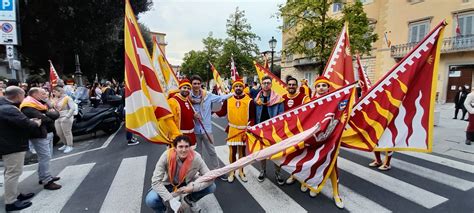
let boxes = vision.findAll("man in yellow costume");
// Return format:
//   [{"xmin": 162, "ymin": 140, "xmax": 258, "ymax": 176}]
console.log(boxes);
[{"xmin": 213, "ymin": 78, "xmax": 255, "ymax": 183}]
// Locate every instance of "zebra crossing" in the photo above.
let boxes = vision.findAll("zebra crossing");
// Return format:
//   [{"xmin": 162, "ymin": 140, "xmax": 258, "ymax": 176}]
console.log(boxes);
[{"xmin": 0, "ymin": 144, "xmax": 473, "ymax": 212}]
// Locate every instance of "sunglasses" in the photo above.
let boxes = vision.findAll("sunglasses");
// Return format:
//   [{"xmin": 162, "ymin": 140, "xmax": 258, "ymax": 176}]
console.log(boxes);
[
  {"xmin": 262, "ymin": 81, "xmax": 272, "ymax": 85},
  {"xmin": 288, "ymin": 83, "xmax": 297, "ymax": 86}
]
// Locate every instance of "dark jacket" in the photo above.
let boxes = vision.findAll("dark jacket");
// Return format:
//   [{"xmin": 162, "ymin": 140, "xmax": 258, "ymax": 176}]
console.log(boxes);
[
  {"xmin": 21, "ymin": 101, "xmax": 59, "ymax": 138},
  {"xmin": 455, "ymin": 89, "xmax": 469, "ymax": 108},
  {"xmin": 0, "ymin": 97, "xmax": 39, "ymax": 155}
]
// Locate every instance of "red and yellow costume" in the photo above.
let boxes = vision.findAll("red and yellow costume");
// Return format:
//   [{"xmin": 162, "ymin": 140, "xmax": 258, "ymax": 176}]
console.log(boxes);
[
  {"xmin": 282, "ymin": 92, "xmax": 310, "ymax": 111},
  {"xmin": 214, "ymin": 79, "xmax": 255, "ymax": 181},
  {"xmin": 167, "ymin": 79, "xmax": 196, "ymax": 145},
  {"xmin": 299, "ymin": 79, "xmax": 312, "ymax": 98}
]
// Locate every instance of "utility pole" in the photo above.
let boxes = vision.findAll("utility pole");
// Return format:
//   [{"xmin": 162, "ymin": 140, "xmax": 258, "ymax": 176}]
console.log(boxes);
[{"xmin": 0, "ymin": 0, "xmax": 21, "ymax": 80}]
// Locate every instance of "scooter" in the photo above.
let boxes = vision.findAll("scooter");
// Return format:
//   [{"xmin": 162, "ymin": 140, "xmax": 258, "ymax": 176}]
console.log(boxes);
[{"xmin": 72, "ymin": 100, "xmax": 122, "ymax": 136}]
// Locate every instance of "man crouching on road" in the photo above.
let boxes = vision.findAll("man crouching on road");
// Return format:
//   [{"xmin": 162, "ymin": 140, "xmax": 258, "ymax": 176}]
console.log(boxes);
[{"xmin": 145, "ymin": 135, "xmax": 216, "ymax": 213}]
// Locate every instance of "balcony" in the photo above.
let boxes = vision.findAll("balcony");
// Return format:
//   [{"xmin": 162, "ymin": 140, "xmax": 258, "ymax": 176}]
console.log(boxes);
[
  {"xmin": 391, "ymin": 34, "xmax": 474, "ymax": 59},
  {"xmin": 293, "ymin": 57, "xmax": 321, "ymax": 67}
]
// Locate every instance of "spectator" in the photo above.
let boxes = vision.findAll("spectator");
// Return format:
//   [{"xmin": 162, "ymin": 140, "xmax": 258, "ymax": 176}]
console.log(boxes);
[
  {"xmin": 454, "ymin": 86, "xmax": 469, "ymax": 120},
  {"xmin": 89, "ymin": 82, "xmax": 102, "ymax": 107},
  {"xmin": 464, "ymin": 88, "xmax": 474, "ymax": 145},
  {"xmin": 101, "ymin": 81, "xmax": 116, "ymax": 104},
  {"xmin": 0, "ymin": 86, "xmax": 41, "ymax": 211},
  {"xmin": 249, "ymin": 81, "xmax": 260, "ymax": 99},
  {"xmin": 145, "ymin": 135, "xmax": 216, "ymax": 212},
  {"xmin": 20, "ymin": 88, "xmax": 62, "ymax": 190},
  {"xmin": 52, "ymin": 86, "xmax": 76, "ymax": 153}
]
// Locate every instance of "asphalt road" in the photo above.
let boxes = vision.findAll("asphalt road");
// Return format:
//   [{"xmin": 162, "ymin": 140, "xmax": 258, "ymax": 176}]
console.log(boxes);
[{"xmin": 1, "ymin": 118, "xmax": 473, "ymax": 213}]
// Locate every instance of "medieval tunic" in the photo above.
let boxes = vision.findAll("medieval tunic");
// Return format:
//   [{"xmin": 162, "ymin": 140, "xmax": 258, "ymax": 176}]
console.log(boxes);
[
  {"xmin": 282, "ymin": 92, "xmax": 310, "ymax": 111},
  {"xmin": 215, "ymin": 94, "xmax": 255, "ymax": 146},
  {"xmin": 168, "ymin": 94, "xmax": 196, "ymax": 145},
  {"xmin": 299, "ymin": 84, "xmax": 312, "ymax": 98}
]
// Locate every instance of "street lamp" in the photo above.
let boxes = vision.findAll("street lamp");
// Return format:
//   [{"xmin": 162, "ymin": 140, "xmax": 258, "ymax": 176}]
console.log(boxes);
[{"xmin": 268, "ymin": 36, "xmax": 278, "ymax": 77}]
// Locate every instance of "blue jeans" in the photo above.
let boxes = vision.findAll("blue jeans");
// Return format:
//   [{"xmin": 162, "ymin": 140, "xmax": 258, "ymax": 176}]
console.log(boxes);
[
  {"xmin": 145, "ymin": 183, "xmax": 216, "ymax": 213},
  {"xmin": 29, "ymin": 132, "xmax": 54, "ymax": 184}
]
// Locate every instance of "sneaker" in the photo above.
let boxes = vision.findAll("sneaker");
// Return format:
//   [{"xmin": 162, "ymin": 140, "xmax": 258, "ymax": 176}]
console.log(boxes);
[
  {"xmin": 44, "ymin": 181, "xmax": 62, "ymax": 190},
  {"xmin": 334, "ymin": 196, "xmax": 344, "ymax": 209},
  {"xmin": 275, "ymin": 172, "xmax": 284, "ymax": 186},
  {"xmin": 127, "ymin": 140, "xmax": 140, "ymax": 146},
  {"xmin": 63, "ymin": 146, "xmax": 73, "ymax": 154},
  {"xmin": 17, "ymin": 193, "xmax": 35, "ymax": 201},
  {"xmin": 257, "ymin": 170, "xmax": 265, "ymax": 182},
  {"xmin": 5, "ymin": 200, "xmax": 32, "ymax": 211},
  {"xmin": 300, "ymin": 185, "xmax": 308, "ymax": 192},
  {"xmin": 228, "ymin": 172, "xmax": 235, "ymax": 183},
  {"xmin": 239, "ymin": 171, "xmax": 248, "ymax": 182},
  {"xmin": 30, "ymin": 149, "xmax": 37, "ymax": 154},
  {"xmin": 368, "ymin": 161, "xmax": 382, "ymax": 167},
  {"xmin": 378, "ymin": 164, "xmax": 391, "ymax": 171},
  {"xmin": 286, "ymin": 176, "xmax": 295, "ymax": 185},
  {"xmin": 58, "ymin": 145, "xmax": 67, "ymax": 151},
  {"xmin": 219, "ymin": 174, "xmax": 228, "ymax": 181},
  {"xmin": 309, "ymin": 191, "xmax": 318, "ymax": 197},
  {"xmin": 39, "ymin": 176, "xmax": 60, "ymax": 185},
  {"xmin": 466, "ymin": 140, "xmax": 472, "ymax": 145}
]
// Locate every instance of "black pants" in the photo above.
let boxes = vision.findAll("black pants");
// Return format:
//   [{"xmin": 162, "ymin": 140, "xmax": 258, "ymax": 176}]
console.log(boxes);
[{"xmin": 454, "ymin": 106, "xmax": 467, "ymax": 119}]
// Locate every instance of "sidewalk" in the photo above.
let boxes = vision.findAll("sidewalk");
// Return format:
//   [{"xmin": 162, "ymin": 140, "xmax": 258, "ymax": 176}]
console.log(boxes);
[{"xmin": 433, "ymin": 103, "xmax": 474, "ymax": 163}]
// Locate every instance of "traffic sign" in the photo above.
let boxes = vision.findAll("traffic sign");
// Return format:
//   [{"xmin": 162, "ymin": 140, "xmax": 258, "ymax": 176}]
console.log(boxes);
[
  {"xmin": 0, "ymin": 20, "xmax": 17, "ymax": 44},
  {"xmin": 6, "ymin": 44, "xmax": 13, "ymax": 59},
  {"xmin": 0, "ymin": 0, "xmax": 15, "ymax": 21}
]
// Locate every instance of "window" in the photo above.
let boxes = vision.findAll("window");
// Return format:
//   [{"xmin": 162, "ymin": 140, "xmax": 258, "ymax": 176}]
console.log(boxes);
[
  {"xmin": 463, "ymin": 0, "xmax": 470, "ymax": 3},
  {"xmin": 408, "ymin": 20, "xmax": 430, "ymax": 43},
  {"xmin": 458, "ymin": 12, "xmax": 474, "ymax": 36},
  {"xmin": 358, "ymin": 0, "xmax": 373, "ymax": 4},
  {"xmin": 304, "ymin": 72, "xmax": 315, "ymax": 87},
  {"xmin": 285, "ymin": 53, "xmax": 293, "ymax": 62},
  {"xmin": 333, "ymin": 3, "xmax": 343, "ymax": 13}
]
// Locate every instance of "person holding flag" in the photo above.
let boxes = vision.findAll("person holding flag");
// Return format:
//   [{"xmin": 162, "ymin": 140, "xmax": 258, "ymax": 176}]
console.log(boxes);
[
  {"xmin": 213, "ymin": 78, "xmax": 255, "ymax": 183},
  {"xmin": 167, "ymin": 78, "xmax": 197, "ymax": 146},
  {"xmin": 254, "ymin": 75, "xmax": 285, "ymax": 185},
  {"xmin": 313, "ymin": 76, "xmax": 333, "ymax": 98}
]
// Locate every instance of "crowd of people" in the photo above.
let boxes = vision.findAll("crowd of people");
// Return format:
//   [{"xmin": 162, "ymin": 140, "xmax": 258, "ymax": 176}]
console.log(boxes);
[{"xmin": 0, "ymin": 77, "xmax": 139, "ymax": 211}]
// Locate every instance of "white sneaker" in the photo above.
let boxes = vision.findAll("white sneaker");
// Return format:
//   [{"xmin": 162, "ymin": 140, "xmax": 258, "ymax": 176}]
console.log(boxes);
[
  {"xmin": 310, "ymin": 191, "xmax": 318, "ymax": 197},
  {"xmin": 30, "ymin": 149, "xmax": 37, "ymax": 154},
  {"xmin": 58, "ymin": 145, "xmax": 67, "ymax": 151},
  {"xmin": 286, "ymin": 176, "xmax": 295, "ymax": 185},
  {"xmin": 63, "ymin": 146, "xmax": 73, "ymax": 153},
  {"xmin": 300, "ymin": 185, "xmax": 308, "ymax": 192},
  {"xmin": 334, "ymin": 196, "xmax": 344, "ymax": 209}
]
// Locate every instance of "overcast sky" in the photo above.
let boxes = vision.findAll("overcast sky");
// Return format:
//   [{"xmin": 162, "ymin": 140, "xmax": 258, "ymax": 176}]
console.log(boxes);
[{"xmin": 139, "ymin": 0, "xmax": 285, "ymax": 65}]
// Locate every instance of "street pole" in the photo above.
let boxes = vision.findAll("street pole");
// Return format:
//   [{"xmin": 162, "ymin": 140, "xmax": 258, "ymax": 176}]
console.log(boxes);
[
  {"xmin": 268, "ymin": 36, "xmax": 278, "ymax": 78},
  {"xmin": 271, "ymin": 50, "xmax": 274, "ymax": 75}
]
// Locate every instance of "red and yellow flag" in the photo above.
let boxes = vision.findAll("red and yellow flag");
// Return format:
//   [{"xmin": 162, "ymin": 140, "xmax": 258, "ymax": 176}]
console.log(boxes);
[
  {"xmin": 247, "ymin": 83, "xmax": 357, "ymax": 193},
  {"xmin": 48, "ymin": 60, "xmax": 60, "ymax": 89},
  {"xmin": 210, "ymin": 62, "xmax": 226, "ymax": 94},
  {"xmin": 356, "ymin": 55, "xmax": 372, "ymax": 96},
  {"xmin": 321, "ymin": 22, "xmax": 355, "ymax": 89},
  {"xmin": 254, "ymin": 61, "xmax": 287, "ymax": 96},
  {"xmin": 341, "ymin": 20, "xmax": 447, "ymax": 152},
  {"xmin": 124, "ymin": 0, "xmax": 179, "ymax": 144},
  {"xmin": 151, "ymin": 37, "xmax": 180, "ymax": 95}
]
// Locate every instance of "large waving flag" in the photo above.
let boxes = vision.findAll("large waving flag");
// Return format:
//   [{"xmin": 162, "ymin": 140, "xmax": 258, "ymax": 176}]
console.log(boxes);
[
  {"xmin": 356, "ymin": 55, "xmax": 372, "ymax": 96},
  {"xmin": 48, "ymin": 60, "xmax": 60, "ymax": 88},
  {"xmin": 341, "ymin": 20, "xmax": 447, "ymax": 152},
  {"xmin": 210, "ymin": 62, "xmax": 226, "ymax": 94},
  {"xmin": 124, "ymin": 0, "xmax": 179, "ymax": 144},
  {"xmin": 322, "ymin": 22, "xmax": 355, "ymax": 88},
  {"xmin": 151, "ymin": 37, "xmax": 180, "ymax": 95},
  {"xmin": 247, "ymin": 84, "xmax": 356, "ymax": 192},
  {"xmin": 254, "ymin": 61, "xmax": 287, "ymax": 96}
]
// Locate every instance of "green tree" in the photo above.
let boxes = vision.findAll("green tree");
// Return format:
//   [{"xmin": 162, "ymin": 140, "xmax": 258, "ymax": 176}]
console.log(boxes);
[
  {"xmin": 180, "ymin": 50, "xmax": 209, "ymax": 81},
  {"xmin": 18, "ymin": 0, "xmax": 153, "ymax": 82},
  {"xmin": 279, "ymin": 0, "xmax": 377, "ymax": 73},
  {"xmin": 219, "ymin": 7, "xmax": 260, "ymax": 77}
]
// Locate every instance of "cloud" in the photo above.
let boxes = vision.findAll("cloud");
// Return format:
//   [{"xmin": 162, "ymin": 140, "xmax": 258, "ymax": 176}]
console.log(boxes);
[{"xmin": 139, "ymin": 0, "xmax": 285, "ymax": 65}]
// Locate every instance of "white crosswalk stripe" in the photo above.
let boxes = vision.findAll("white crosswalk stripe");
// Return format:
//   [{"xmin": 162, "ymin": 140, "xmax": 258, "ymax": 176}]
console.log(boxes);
[
  {"xmin": 344, "ymin": 149, "xmax": 474, "ymax": 191},
  {"xmin": 0, "ymin": 170, "xmax": 35, "ymax": 199},
  {"xmin": 100, "ymin": 156, "xmax": 148, "ymax": 213},
  {"xmin": 22, "ymin": 163, "xmax": 95, "ymax": 213},
  {"xmin": 2, "ymin": 142, "xmax": 471, "ymax": 212},
  {"xmin": 400, "ymin": 152, "xmax": 474, "ymax": 174},
  {"xmin": 215, "ymin": 145, "xmax": 308, "ymax": 213}
]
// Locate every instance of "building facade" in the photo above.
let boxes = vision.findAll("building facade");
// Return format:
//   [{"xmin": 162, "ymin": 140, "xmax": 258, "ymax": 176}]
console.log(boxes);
[{"xmin": 281, "ymin": 0, "xmax": 474, "ymax": 103}]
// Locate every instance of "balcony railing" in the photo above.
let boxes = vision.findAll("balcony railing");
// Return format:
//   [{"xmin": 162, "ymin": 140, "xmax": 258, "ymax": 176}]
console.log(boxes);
[
  {"xmin": 293, "ymin": 57, "xmax": 319, "ymax": 67},
  {"xmin": 391, "ymin": 34, "xmax": 474, "ymax": 58}
]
